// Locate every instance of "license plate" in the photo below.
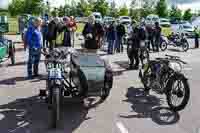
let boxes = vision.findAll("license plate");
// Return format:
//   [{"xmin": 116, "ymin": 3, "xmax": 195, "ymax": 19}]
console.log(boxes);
[{"xmin": 48, "ymin": 68, "xmax": 63, "ymax": 79}]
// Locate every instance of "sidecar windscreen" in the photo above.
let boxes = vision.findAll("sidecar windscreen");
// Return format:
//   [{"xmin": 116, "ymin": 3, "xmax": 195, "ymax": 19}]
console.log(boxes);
[{"xmin": 72, "ymin": 53, "xmax": 105, "ymax": 67}]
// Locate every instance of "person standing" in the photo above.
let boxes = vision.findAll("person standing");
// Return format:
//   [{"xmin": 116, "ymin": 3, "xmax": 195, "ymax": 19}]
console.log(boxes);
[
  {"xmin": 47, "ymin": 17, "xmax": 60, "ymax": 51},
  {"xmin": 116, "ymin": 22, "xmax": 126, "ymax": 53},
  {"xmin": 63, "ymin": 17, "xmax": 72, "ymax": 47},
  {"xmin": 68, "ymin": 16, "xmax": 77, "ymax": 47},
  {"xmin": 107, "ymin": 22, "xmax": 116, "ymax": 54},
  {"xmin": 146, "ymin": 25, "xmax": 154, "ymax": 51},
  {"xmin": 194, "ymin": 27, "xmax": 199, "ymax": 48},
  {"xmin": 26, "ymin": 17, "xmax": 43, "ymax": 79},
  {"xmin": 154, "ymin": 22, "xmax": 162, "ymax": 52},
  {"xmin": 41, "ymin": 14, "xmax": 49, "ymax": 49}
]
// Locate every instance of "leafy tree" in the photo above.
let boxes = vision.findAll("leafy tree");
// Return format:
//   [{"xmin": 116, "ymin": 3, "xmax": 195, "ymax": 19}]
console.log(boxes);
[
  {"xmin": 8, "ymin": 0, "xmax": 24, "ymax": 16},
  {"xmin": 92, "ymin": 0, "xmax": 109, "ymax": 17},
  {"xmin": 183, "ymin": 9, "xmax": 192, "ymax": 21},
  {"xmin": 109, "ymin": 1, "xmax": 118, "ymax": 17},
  {"xmin": 118, "ymin": 5, "xmax": 129, "ymax": 16},
  {"xmin": 170, "ymin": 5, "xmax": 182, "ymax": 20},
  {"xmin": 156, "ymin": 0, "xmax": 168, "ymax": 17}
]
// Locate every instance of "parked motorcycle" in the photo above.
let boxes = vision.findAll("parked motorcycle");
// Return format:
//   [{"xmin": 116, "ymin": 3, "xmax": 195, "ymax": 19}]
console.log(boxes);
[
  {"xmin": 139, "ymin": 54, "xmax": 190, "ymax": 111},
  {"xmin": 40, "ymin": 47, "xmax": 113, "ymax": 128},
  {"xmin": 167, "ymin": 33, "xmax": 189, "ymax": 52}
]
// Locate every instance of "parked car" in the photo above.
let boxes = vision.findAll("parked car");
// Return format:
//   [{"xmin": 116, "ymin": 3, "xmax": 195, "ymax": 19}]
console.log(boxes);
[
  {"xmin": 118, "ymin": 16, "xmax": 132, "ymax": 24},
  {"xmin": 92, "ymin": 12, "xmax": 103, "ymax": 23},
  {"xmin": 145, "ymin": 14, "xmax": 160, "ymax": 27},
  {"xmin": 103, "ymin": 16, "xmax": 114, "ymax": 25},
  {"xmin": 178, "ymin": 23, "xmax": 195, "ymax": 38},
  {"xmin": 160, "ymin": 18, "xmax": 171, "ymax": 27}
]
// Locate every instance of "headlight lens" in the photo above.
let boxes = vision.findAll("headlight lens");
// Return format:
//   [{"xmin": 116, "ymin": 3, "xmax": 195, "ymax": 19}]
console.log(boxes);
[{"xmin": 169, "ymin": 62, "xmax": 182, "ymax": 72}]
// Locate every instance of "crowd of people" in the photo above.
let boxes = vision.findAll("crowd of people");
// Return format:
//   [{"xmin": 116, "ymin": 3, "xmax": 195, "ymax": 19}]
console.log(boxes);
[{"xmin": 21, "ymin": 14, "xmax": 164, "ymax": 79}]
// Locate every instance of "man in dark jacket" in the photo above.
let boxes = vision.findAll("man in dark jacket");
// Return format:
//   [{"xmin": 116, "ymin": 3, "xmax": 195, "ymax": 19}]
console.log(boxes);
[
  {"xmin": 47, "ymin": 17, "xmax": 59, "ymax": 50},
  {"xmin": 107, "ymin": 22, "xmax": 116, "ymax": 54},
  {"xmin": 146, "ymin": 25, "xmax": 154, "ymax": 51},
  {"xmin": 128, "ymin": 25, "xmax": 146, "ymax": 69},
  {"xmin": 82, "ymin": 16, "xmax": 104, "ymax": 50},
  {"xmin": 154, "ymin": 22, "xmax": 162, "ymax": 52},
  {"xmin": 116, "ymin": 23, "xmax": 125, "ymax": 53}
]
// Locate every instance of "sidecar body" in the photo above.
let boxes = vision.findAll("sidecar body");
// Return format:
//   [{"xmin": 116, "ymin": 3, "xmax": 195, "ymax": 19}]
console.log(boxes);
[{"xmin": 71, "ymin": 50, "xmax": 113, "ymax": 95}]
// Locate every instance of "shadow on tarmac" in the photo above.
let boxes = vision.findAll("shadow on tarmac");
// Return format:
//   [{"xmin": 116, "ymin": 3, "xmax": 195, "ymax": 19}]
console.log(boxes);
[
  {"xmin": 0, "ymin": 96, "xmax": 96, "ymax": 133},
  {"xmin": 120, "ymin": 87, "xmax": 180, "ymax": 125}
]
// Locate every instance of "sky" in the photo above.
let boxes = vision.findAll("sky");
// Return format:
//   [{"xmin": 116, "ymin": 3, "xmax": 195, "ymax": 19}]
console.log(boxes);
[{"xmin": 0, "ymin": 0, "xmax": 200, "ymax": 12}]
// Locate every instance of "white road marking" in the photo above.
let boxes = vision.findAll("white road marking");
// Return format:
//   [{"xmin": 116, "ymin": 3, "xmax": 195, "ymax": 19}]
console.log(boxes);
[{"xmin": 116, "ymin": 121, "xmax": 129, "ymax": 133}]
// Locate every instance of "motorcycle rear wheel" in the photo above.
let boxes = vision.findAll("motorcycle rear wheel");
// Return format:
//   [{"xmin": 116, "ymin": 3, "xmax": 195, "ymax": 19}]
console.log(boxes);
[
  {"xmin": 160, "ymin": 41, "xmax": 168, "ymax": 51},
  {"xmin": 182, "ymin": 41, "xmax": 189, "ymax": 52}
]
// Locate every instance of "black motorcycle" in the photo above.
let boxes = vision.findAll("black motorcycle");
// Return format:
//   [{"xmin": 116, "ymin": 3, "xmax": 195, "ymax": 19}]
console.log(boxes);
[
  {"xmin": 40, "ymin": 47, "xmax": 113, "ymax": 128},
  {"xmin": 167, "ymin": 33, "xmax": 189, "ymax": 52},
  {"xmin": 139, "ymin": 54, "xmax": 190, "ymax": 111}
]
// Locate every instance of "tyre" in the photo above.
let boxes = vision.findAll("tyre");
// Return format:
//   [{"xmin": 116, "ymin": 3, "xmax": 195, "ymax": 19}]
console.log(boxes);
[
  {"xmin": 51, "ymin": 87, "xmax": 61, "ymax": 128},
  {"xmin": 140, "ymin": 64, "xmax": 151, "ymax": 93},
  {"xmin": 182, "ymin": 40, "xmax": 189, "ymax": 52},
  {"xmin": 100, "ymin": 72, "xmax": 113, "ymax": 101},
  {"xmin": 160, "ymin": 41, "xmax": 168, "ymax": 51},
  {"xmin": 166, "ymin": 74, "xmax": 190, "ymax": 111},
  {"xmin": 8, "ymin": 41, "xmax": 15, "ymax": 65}
]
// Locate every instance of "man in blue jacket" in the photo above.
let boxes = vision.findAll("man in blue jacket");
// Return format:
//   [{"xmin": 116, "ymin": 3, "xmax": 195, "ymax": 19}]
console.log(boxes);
[{"xmin": 26, "ymin": 17, "xmax": 43, "ymax": 79}]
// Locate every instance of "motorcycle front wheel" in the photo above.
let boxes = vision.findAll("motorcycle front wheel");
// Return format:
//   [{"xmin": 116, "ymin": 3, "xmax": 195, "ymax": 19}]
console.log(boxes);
[{"xmin": 166, "ymin": 74, "xmax": 190, "ymax": 111}]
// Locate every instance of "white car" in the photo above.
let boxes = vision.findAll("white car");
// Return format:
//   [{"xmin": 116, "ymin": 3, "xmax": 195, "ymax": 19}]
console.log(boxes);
[
  {"xmin": 178, "ymin": 23, "xmax": 195, "ymax": 38},
  {"xmin": 92, "ymin": 12, "xmax": 103, "ymax": 23},
  {"xmin": 160, "ymin": 18, "xmax": 171, "ymax": 27},
  {"xmin": 118, "ymin": 16, "xmax": 132, "ymax": 24},
  {"xmin": 145, "ymin": 14, "xmax": 160, "ymax": 26}
]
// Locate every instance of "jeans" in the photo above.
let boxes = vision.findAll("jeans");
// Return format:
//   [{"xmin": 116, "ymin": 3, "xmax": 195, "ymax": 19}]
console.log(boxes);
[
  {"xmin": 27, "ymin": 48, "xmax": 41, "ymax": 77},
  {"xmin": 108, "ymin": 40, "xmax": 115, "ymax": 54},
  {"xmin": 116, "ymin": 35, "xmax": 123, "ymax": 52}
]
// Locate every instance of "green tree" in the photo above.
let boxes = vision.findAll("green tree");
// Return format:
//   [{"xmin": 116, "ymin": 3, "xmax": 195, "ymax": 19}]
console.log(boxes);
[
  {"xmin": 109, "ymin": 1, "xmax": 118, "ymax": 17},
  {"xmin": 170, "ymin": 5, "xmax": 182, "ymax": 20},
  {"xmin": 93, "ymin": 0, "xmax": 109, "ymax": 16},
  {"xmin": 156, "ymin": 0, "xmax": 168, "ymax": 17},
  {"xmin": 8, "ymin": 0, "xmax": 24, "ymax": 16},
  {"xmin": 23, "ymin": 0, "xmax": 43, "ymax": 15},
  {"xmin": 118, "ymin": 5, "xmax": 129, "ymax": 16},
  {"xmin": 183, "ymin": 9, "xmax": 193, "ymax": 21}
]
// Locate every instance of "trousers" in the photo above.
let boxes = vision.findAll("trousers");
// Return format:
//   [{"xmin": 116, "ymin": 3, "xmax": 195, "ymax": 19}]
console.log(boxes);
[{"xmin": 27, "ymin": 48, "xmax": 41, "ymax": 77}]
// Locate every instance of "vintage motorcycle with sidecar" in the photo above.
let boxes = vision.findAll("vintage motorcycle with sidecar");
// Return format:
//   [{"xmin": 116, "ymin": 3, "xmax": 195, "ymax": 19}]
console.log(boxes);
[
  {"xmin": 0, "ymin": 16, "xmax": 15, "ymax": 65},
  {"xmin": 39, "ymin": 47, "xmax": 113, "ymax": 128}
]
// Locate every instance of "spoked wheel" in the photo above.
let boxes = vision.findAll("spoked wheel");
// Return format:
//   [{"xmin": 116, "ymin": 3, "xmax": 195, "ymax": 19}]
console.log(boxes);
[
  {"xmin": 182, "ymin": 41, "xmax": 189, "ymax": 52},
  {"xmin": 166, "ymin": 74, "xmax": 190, "ymax": 111},
  {"xmin": 160, "ymin": 41, "xmax": 168, "ymax": 51},
  {"xmin": 51, "ymin": 87, "xmax": 61, "ymax": 128}
]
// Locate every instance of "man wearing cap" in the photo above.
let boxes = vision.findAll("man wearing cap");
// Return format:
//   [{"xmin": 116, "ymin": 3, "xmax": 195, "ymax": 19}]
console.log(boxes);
[{"xmin": 26, "ymin": 17, "xmax": 43, "ymax": 79}]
